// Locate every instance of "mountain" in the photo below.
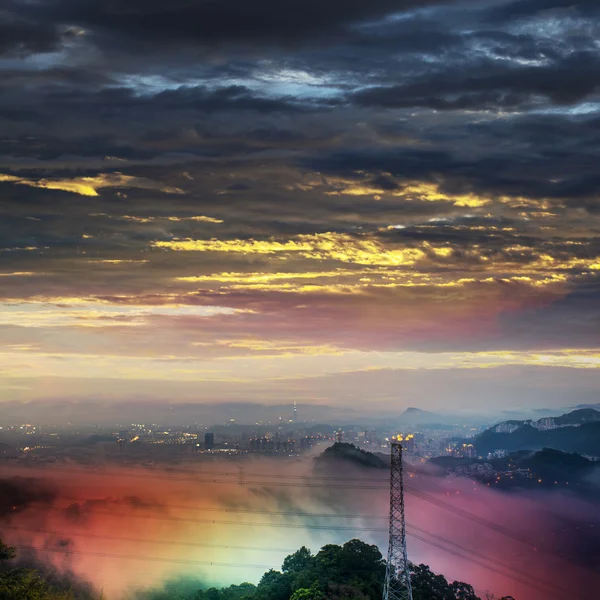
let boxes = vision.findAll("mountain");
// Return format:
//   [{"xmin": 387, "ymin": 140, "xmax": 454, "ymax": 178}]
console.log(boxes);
[
  {"xmin": 555, "ymin": 408, "xmax": 600, "ymax": 426},
  {"xmin": 398, "ymin": 407, "xmax": 451, "ymax": 425},
  {"xmin": 475, "ymin": 420, "xmax": 600, "ymax": 456},
  {"xmin": 314, "ymin": 442, "xmax": 387, "ymax": 470},
  {"xmin": 574, "ymin": 403, "xmax": 600, "ymax": 410}
]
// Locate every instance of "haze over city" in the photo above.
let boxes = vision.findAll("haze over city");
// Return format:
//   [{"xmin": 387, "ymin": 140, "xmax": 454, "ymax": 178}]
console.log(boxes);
[{"xmin": 1, "ymin": 1, "xmax": 600, "ymax": 600}]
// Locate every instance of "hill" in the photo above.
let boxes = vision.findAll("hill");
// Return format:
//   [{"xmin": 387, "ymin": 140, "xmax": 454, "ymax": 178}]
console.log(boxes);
[
  {"xmin": 555, "ymin": 408, "xmax": 600, "ymax": 426},
  {"xmin": 314, "ymin": 442, "xmax": 387, "ymax": 470},
  {"xmin": 431, "ymin": 448, "xmax": 599, "ymax": 492},
  {"xmin": 398, "ymin": 407, "xmax": 452, "ymax": 426}
]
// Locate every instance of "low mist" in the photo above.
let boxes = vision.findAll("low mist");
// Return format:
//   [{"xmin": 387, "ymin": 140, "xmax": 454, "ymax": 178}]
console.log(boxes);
[{"xmin": 1, "ymin": 456, "xmax": 599, "ymax": 600}]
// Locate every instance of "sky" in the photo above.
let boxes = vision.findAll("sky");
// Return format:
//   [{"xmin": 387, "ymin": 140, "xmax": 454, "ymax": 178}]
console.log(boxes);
[{"xmin": 2, "ymin": 0, "xmax": 600, "ymax": 415}]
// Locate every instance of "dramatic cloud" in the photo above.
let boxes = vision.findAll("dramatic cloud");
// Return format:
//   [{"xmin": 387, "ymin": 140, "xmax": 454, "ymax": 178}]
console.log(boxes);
[{"xmin": 0, "ymin": 0, "xmax": 599, "ymax": 410}]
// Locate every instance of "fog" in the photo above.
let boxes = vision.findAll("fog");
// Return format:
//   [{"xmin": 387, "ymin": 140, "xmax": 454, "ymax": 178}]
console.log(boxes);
[{"xmin": 1, "ymin": 458, "xmax": 599, "ymax": 600}]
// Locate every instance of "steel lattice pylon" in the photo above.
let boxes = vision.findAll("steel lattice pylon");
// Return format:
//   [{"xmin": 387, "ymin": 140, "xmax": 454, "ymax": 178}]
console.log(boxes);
[{"xmin": 383, "ymin": 439, "xmax": 413, "ymax": 600}]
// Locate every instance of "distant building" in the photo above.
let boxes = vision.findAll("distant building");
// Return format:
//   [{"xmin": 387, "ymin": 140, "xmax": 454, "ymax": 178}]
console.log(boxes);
[
  {"xmin": 488, "ymin": 449, "xmax": 507, "ymax": 459},
  {"xmin": 534, "ymin": 417, "xmax": 556, "ymax": 430},
  {"xmin": 462, "ymin": 444, "xmax": 477, "ymax": 459},
  {"xmin": 205, "ymin": 432, "xmax": 215, "ymax": 450},
  {"xmin": 403, "ymin": 434, "xmax": 416, "ymax": 453},
  {"xmin": 495, "ymin": 423, "xmax": 519, "ymax": 434}
]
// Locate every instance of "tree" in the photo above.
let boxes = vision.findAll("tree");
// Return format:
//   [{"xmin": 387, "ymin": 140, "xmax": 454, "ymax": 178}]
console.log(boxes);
[
  {"xmin": 451, "ymin": 582, "xmax": 479, "ymax": 600},
  {"xmin": 0, "ymin": 538, "xmax": 76, "ymax": 600},
  {"xmin": 283, "ymin": 547, "xmax": 314, "ymax": 576},
  {"xmin": 411, "ymin": 564, "xmax": 464, "ymax": 600},
  {"xmin": 289, "ymin": 585, "xmax": 325, "ymax": 600},
  {"xmin": 255, "ymin": 570, "xmax": 291, "ymax": 600},
  {"xmin": 0, "ymin": 569, "xmax": 76, "ymax": 600},
  {"xmin": 0, "ymin": 541, "xmax": 15, "ymax": 562}
]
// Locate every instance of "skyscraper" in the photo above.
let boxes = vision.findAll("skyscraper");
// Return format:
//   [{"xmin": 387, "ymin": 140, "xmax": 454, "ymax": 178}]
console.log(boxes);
[
  {"xmin": 205, "ymin": 432, "xmax": 215, "ymax": 450},
  {"xmin": 293, "ymin": 401, "xmax": 298, "ymax": 423}
]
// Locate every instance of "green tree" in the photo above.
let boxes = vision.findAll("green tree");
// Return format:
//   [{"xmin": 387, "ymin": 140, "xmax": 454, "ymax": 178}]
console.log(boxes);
[
  {"xmin": 0, "ymin": 538, "xmax": 76, "ymax": 600},
  {"xmin": 289, "ymin": 584, "xmax": 325, "ymax": 600},
  {"xmin": 0, "ymin": 568, "xmax": 76, "ymax": 600},
  {"xmin": 411, "ymin": 564, "xmax": 460, "ymax": 600},
  {"xmin": 0, "ymin": 540, "xmax": 15, "ymax": 562},
  {"xmin": 255, "ymin": 569, "xmax": 291, "ymax": 600},
  {"xmin": 283, "ymin": 547, "xmax": 314, "ymax": 576},
  {"xmin": 451, "ymin": 581, "xmax": 479, "ymax": 600}
]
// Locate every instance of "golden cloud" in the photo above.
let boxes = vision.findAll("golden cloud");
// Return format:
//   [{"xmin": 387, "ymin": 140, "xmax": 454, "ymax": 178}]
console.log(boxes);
[
  {"xmin": 319, "ymin": 177, "xmax": 491, "ymax": 207},
  {"xmin": 0, "ymin": 172, "xmax": 185, "ymax": 197},
  {"xmin": 120, "ymin": 215, "xmax": 223, "ymax": 224},
  {"xmin": 176, "ymin": 270, "xmax": 364, "ymax": 283},
  {"xmin": 153, "ymin": 233, "xmax": 448, "ymax": 266}
]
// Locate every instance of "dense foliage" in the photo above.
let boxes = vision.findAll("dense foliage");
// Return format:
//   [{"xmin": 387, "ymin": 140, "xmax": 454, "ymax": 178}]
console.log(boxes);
[{"xmin": 0, "ymin": 539, "xmax": 76, "ymax": 600}]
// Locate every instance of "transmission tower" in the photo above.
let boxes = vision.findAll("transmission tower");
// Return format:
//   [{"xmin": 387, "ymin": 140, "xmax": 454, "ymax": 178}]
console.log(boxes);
[{"xmin": 383, "ymin": 436, "xmax": 413, "ymax": 600}]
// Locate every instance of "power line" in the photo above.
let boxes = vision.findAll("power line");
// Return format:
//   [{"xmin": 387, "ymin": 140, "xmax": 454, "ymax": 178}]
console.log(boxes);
[
  {"xmin": 16, "ymin": 504, "xmax": 387, "ymax": 532},
  {"xmin": 3, "ymin": 514, "xmax": 588, "ymax": 600},
  {"xmin": 406, "ymin": 532, "xmax": 570, "ymax": 600},
  {"xmin": 2, "ymin": 526, "xmax": 299, "ymax": 554},
  {"xmin": 408, "ymin": 524, "xmax": 572, "ymax": 597},
  {"xmin": 11, "ymin": 544, "xmax": 273, "ymax": 570},
  {"xmin": 41, "ymin": 495, "xmax": 390, "ymax": 520},
  {"xmin": 0, "ymin": 465, "xmax": 389, "ymax": 489},
  {"xmin": 21, "ymin": 487, "xmax": 597, "ymax": 577},
  {"xmin": 1, "ymin": 520, "xmax": 578, "ymax": 593},
  {"xmin": 4, "ymin": 522, "xmax": 559, "ymax": 595},
  {"xmin": 4, "ymin": 526, "xmax": 574, "ymax": 600},
  {"xmin": 0, "ymin": 464, "xmax": 390, "ymax": 484}
]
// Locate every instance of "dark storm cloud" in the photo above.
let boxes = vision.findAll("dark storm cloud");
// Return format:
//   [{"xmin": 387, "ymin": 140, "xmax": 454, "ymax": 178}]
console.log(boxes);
[
  {"xmin": 29, "ymin": 0, "xmax": 451, "ymax": 49},
  {"xmin": 302, "ymin": 122, "xmax": 600, "ymax": 206},
  {"xmin": 488, "ymin": 0, "xmax": 600, "ymax": 21},
  {"xmin": 352, "ymin": 51, "xmax": 600, "ymax": 110},
  {"xmin": 0, "ymin": 84, "xmax": 301, "ymax": 118},
  {"xmin": 0, "ymin": 8, "xmax": 62, "ymax": 57}
]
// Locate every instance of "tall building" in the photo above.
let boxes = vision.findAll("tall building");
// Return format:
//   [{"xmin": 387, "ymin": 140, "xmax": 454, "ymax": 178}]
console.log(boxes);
[
  {"xmin": 205, "ymin": 432, "xmax": 215, "ymax": 450},
  {"xmin": 293, "ymin": 401, "xmax": 298, "ymax": 423},
  {"xmin": 462, "ymin": 443, "xmax": 477, "ymax": 459}
]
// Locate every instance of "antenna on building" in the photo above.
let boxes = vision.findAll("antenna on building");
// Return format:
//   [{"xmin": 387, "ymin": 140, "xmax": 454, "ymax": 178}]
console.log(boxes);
[{"xmin": 383, "ymin": 436, "xmax": 413, "ymax": 600}]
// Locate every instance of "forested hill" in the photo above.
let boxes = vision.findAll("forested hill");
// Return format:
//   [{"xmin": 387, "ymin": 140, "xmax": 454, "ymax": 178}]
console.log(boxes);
[{"xmin": 313, "ymin": 442, "xmax": 387, "ymax": 470}]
